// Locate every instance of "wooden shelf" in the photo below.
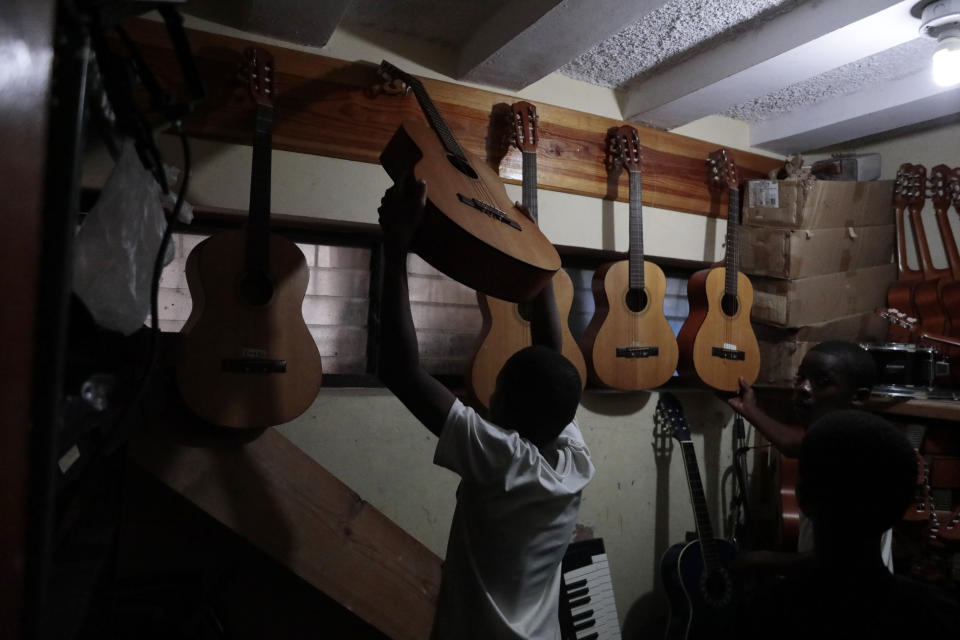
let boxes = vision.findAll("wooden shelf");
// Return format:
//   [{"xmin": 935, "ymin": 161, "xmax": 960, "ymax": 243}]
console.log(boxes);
[
  {"xmin": 121, "ymin": 19, "xmax": 782, "ymax": 218},
  {"xmin": 867, "ymin": 396, "xmax": 960, "ymax": 423}
]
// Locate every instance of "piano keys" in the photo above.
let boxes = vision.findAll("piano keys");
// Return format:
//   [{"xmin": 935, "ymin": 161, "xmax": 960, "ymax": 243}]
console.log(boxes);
[{"xmin": 559, "ymin": 538, "xmax": 621, "ymax": 640}]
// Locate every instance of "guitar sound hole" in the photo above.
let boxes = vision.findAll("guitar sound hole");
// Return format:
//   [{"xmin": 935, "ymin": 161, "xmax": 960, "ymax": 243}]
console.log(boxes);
[
  {"xmin": 240, "ymin": 272, "xmax": 274, "ymax": 306},
  {"xmin": 447, "ymin": 153, "xmax": 479, "ymax": 180},
  {"xmin": 721, "ymin": 293, "xmax": 739, "ymax": 317},
  {"xmin": 517, "ymin": 301, "xmax": 533, "ymax": 322},
  {"xmin": 626, "ymin": 288, "xmax": 648, "ymax": 313}
]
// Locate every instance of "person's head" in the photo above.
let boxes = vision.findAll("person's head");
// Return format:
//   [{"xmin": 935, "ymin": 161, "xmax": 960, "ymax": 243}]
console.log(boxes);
[
  {"xmin": 489, "ymin": 346, "xmax": 582, "ymax": 447},
  {"xmin": 798, "ymin": 410, "xmax": 916, "ymax": 546},
  {"xmin": 793, "ymin": 341, "xmax": 876, "ymax": 425}
]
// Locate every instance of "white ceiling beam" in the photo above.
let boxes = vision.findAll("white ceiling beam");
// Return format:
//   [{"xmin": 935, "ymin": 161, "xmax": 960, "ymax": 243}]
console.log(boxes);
[
  {"xmin": 457, "ymin": 0, "xmax": 667, "ymax": 90},
  {"xmin": 182, "ymin": 0, "xmax": 351, "ymax": 48},
  {"xmin": 624, "ymin": 0, "xmax": 918, "ymax": 129},
  {"xmin": 749, "ymin": 70, "xmax": 960, "ymax": 154}
]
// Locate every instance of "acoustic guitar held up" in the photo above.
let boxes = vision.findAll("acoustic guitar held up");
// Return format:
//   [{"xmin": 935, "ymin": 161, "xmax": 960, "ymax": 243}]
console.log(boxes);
[
  {"xmin": 177, "ymin": 47, "xmax": 322, "ymax": 429},
  {"xmin": 377, "ymin": 61, "xmax": 560, "ymax": 303}
]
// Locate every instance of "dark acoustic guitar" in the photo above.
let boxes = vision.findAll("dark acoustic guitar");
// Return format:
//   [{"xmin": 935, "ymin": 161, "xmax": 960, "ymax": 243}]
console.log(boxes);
[
  {"xmin": 178, "ymin": 48, "xmax": 322, "ymax": 429},
  {"xmin": 656, "ymin": 393, "xmax": 738, "ymax": 640},
  {"xmin": 377, "ymin": 61, "xmax": 560, "ymax": 303},
  {"xmin": 580, "ymin": 125, "xmax": 678, "ymax": 390},
  {"xmin": 467, "ymin": 101, "xmax": 586, "ymax": 409},
  {"xmin": 676, "ymin": 149, "xmax": 759, "ymax": 392},
  {"xmin": 887, "ymin": 164, "xmax": 927, "ymax": 342}
]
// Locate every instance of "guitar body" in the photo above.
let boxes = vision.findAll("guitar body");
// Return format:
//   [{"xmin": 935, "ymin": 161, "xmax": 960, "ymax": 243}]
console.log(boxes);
[
  {"xmin": 677, "ymin": 268, "xmax": 760, "ymax": 392},
  {"xmin": 469, "ymin": 269, "xmax": 586, "ymax": 408},
  {"xmin": 581, "ymin": 259, "xmax": 678, "ymax": 389},
  {"xmin": 380, "ymin": 119, "xmax": 559, "ymax": 303},
  {"xmin": 913, "ymin": 279, "xmax": 951, "ymax": 336},
  {"xmin": 178, "ymin": 229, "xmax": 322, "ymax": 428},
  {"xmin": 661, "ymin": 539, "xmax": 738, "ymax": 640}
]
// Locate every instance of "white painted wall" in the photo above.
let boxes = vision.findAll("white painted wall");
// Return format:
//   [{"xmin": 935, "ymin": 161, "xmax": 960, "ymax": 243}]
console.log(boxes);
[{"xmin": 117, "ymin": 13, "xmax": 786, "ymax": 633}]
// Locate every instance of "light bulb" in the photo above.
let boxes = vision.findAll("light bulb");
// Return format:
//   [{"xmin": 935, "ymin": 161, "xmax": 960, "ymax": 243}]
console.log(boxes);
[{"xmin": 932, "ymin": 35, "xmax": 960, "ymax": 86}]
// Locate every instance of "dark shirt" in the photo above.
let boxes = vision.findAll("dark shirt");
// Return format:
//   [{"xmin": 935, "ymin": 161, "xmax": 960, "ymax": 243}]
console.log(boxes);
[{"xmin": 742, "ymin": 563, "xmax": 960, "ymax": 639}]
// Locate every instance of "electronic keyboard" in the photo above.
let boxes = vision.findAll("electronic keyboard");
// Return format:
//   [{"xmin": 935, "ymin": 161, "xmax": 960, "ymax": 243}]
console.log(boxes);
[{"xmin": 559, "ymin": 538, "xmax": 621, "ymax": 640}]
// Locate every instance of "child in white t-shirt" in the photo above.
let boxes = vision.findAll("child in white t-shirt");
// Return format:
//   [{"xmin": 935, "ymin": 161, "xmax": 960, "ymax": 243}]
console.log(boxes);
[{"xmin": 376, "ymin": 176, "xmax": 595, "ymax": 639}]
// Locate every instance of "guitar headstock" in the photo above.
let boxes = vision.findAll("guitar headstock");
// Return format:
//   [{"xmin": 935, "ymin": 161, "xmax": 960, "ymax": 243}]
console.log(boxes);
[
  {"xmin": 893, "ymin": 163, "xmax": 927, "ymax": 209},
  {"xmin": 654, "ymin": 392, "xmax": 692, "ymax": 444},
  {"xmin": 950, "ymin": 167, "xmax": 960, "ymax": 210},
  {"xmin": 607, "ymin": 125, "xmax": 642, "ymax": 174},
  {"xmin": 243, "ymin": 47, "xmax": 275, "ymax": 107},
  {"xmin": 511, "ymin": 101, "xmax": 539, "ymax": 153},
  {"xmin": 875, "ymin": 307, "xmax": 918, "ymax": 331},
  {"xmin": 376, "ymin": 60, "xmax": 420, "ymax": 96},
  {"xmin": 707, "ymin": 149, "xmax": 738, "ymax": 193},
  {"xmin": 931, "ymin": 164, "xmax": 953, "ymax": 211}
]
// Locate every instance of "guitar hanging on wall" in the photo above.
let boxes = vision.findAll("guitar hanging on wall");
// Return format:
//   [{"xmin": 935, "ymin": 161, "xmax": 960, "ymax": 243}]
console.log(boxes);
[
  {"xmin": 376, "ymin": 61, "xmax": 560, "ymax": 303},
  {"xmin": 177, "ymin": 47, "xmax": 323, "ymax": 429},
  {"xmin": 656, "ymin": 393, "xmax": 738, "ymax": 640},
  {"xmin": 467, "ymin": 102, "xmax": 586, "ymax": 409},
  {"xmin": 886, "ymin": 164, "xmax": 927, "ymax": 342},
  {"xmin": 904, "ymin": 164, "xmax": 953, "ymax": 336},
  {"xmin": 676, "ymin": 149, "xmax": 759, "ymax": 392},
  {"xmin": 579, "ymin": 125, "xmax": 679, "ymax": 390}
]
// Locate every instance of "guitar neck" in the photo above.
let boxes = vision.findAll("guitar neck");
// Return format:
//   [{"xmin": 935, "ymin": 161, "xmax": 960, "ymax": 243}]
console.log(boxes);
[
  {"xmin": 521, "ymin": 151, "xmax": 539, "ymax": 224},
  {"xmin": 679, "ymin": 440, "xmax": 721, "ymax": 568},
  {"xmin": 628, "ymin": 170, "xmax": 645, "ymax": 290},
  {"xmin": 247, "ymin": 102, "xmax": 273, "ymax": 273},
  {"xmin": 723, "ymin": 187, "xmax": 740, "ymax": 297},
  {"xmin": 935, "ymin": 205, "xmax": 960, "ymax": 279},
  {"xmin": 408, "ymin": 79, "xmax": 468, "ymax": 163},
  {"xmin": 909, "ymin": 204, "xmax": 942, "ymax": 280}
]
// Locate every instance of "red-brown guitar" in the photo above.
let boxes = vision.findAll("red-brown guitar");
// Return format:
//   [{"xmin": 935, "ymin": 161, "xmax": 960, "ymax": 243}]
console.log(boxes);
[
  {"xmin": 887, "ymin": 164, "xmax": 928, "ymax": 342},
  {"xmin": 932, "ymin": 165, "xmax": 960, "ymax": 339},
  {"xmin": 467, "ymin": 102, "xmax": 586, "ymax": 409},
  {"xmin": 178, "ymin": 48, "xmax": 322, "ymax": 428},
  {"xmin": 908, "ymin": 164, "xmax": 953, "ymax": 336},
  {"xmin": 676, "ymin": 149, "xmax": 760, "ymax": 392}
]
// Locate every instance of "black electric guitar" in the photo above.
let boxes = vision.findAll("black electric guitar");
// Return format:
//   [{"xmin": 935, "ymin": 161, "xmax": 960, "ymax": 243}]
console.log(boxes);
[
  {"xmin": 656, "ymin": 393, "xmax": 738, "ymax": 640},
  {"xmin": 178, "ymin": 48, "xmax": 323, "ymax": 428}
]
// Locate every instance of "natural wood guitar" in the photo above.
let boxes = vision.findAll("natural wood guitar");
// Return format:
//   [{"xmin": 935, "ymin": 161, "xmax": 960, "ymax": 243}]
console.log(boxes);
[
  {"xmin": 676, "ymin": 149, "xmax": 759, "ymax": 392},
  {"xmin": 656, "ymin": 393, "xmax": 738, "ymax": 640},
  {"xmin": 178, "ymin": 48, "xmax": 322, "ymax": 429},
  {"xmin": 467, "ymin": 102, "xmax": 586, "ymax": 409},
  {"xmin": 377, "ymin": 61, "xmax": 560, "ymax": 303},
  {"xmin": 887, "ymin": 164, "xmax": 927, "ymax": 342},
  {"xmin": 580, "ymin": 125, "xmax": 679, "ymax": 390}
]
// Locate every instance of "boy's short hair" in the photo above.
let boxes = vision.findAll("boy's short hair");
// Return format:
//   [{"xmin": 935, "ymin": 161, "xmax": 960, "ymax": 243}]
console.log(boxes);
[
  {"xmin": 808, "ymin": 340, "xmax": 877, "ymax": 390},
  {"xmin": 799, "ymin": 410, "xmax": 916, "ymax": 538},
  {"xmin": 494, "ymin": 346, "xmax": 581, "ymax": 445}
]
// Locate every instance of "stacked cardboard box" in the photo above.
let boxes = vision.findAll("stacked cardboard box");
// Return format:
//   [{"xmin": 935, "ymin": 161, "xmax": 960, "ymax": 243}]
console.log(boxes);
[{"xmin": 741, "ymin": 179, "xmax": 896, "ymax": 386}]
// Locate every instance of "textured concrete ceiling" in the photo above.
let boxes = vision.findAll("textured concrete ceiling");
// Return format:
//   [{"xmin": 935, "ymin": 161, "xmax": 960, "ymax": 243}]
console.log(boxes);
[{"xmin": 184, "ymin": 0, "xmax": 958, "ymax": 153}]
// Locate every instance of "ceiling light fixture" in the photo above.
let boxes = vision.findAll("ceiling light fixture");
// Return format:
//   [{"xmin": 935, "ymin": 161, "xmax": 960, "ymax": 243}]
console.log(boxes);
[{"xmin": 918, "ymin": 0, "xmax": 960, "ymax": 86}]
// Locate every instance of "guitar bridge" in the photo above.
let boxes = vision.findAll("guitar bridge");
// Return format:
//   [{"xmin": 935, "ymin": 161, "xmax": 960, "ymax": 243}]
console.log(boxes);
[
  {"xmin": 457, "ymin": 194, "xmax": 522, "ymax": 230},
  {"xmin": 222, "ymin": 358, "xmax": 287, "ymax": 373},
  {"xmin": 711, "ymin": 347, "xmax": 745, "ymax": 361},
  {"xmin": 616, "ymin": 346, "xmax": 659, "ymax": 358}
]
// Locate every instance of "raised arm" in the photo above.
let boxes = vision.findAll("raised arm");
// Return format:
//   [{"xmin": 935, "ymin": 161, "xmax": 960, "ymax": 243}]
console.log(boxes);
[
  {"xmin": 377, "ymin": 177, "xmax": 455, "ymax": 437},
  {"xmin": 728, "ymin": 377, "xmax": 803, "ymax": 458},
  {"xmin": 521, "ymin": 203, "xmax": 563, "ymax": 353}
]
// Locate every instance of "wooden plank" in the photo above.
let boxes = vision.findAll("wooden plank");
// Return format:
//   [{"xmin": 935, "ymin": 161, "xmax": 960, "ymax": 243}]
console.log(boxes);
[
  {"xmin": 130, "ymin": 424, "xmax": 441, "ymax": 640},
  {"xmin": 122, "ymin": 19, "xmax": 782, "ymax": 218}
]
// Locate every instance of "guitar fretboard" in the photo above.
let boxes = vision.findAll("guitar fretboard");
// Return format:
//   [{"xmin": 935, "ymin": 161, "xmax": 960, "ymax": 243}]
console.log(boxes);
[
  {"xmin": 522, "ymin": 151, "xmax": 538, "ymax": 223},
  {"xmin": 628, "ymin": 171, "xmax": 645, "ymax": 291},
  {"xmin": 246, "ymin": 102, "xmax": 273, "ymax": 274},
  {"xmin": 679, "ymin": 440, "xmax": 721, "ymax": 571},
  {"xmin": 723, "ymin": 187, "xmax": 740, "ymax": 300},
  {"xmin": 407, "ymin": 78, "xmax": 468, "ymax": 164}
]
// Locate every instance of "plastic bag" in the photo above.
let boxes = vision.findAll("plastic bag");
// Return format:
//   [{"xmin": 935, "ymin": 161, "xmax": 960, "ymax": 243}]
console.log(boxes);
[{"xmin": 73, "ymin": 141, "xmax": 179, "ymax": 335}]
